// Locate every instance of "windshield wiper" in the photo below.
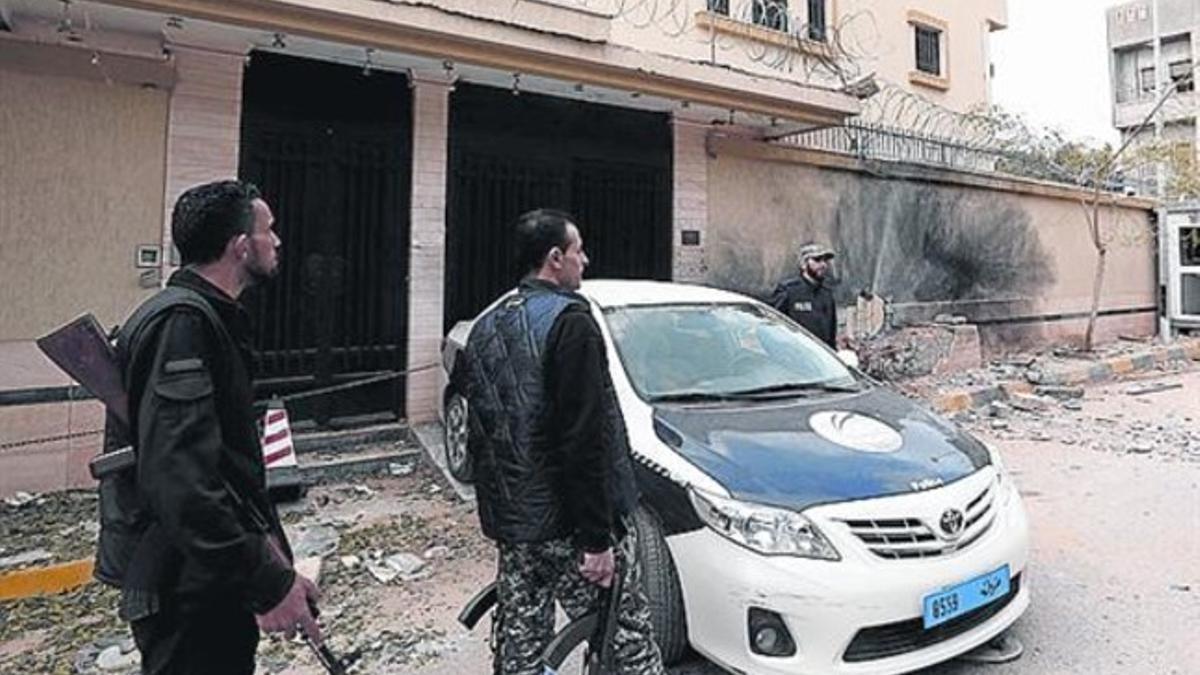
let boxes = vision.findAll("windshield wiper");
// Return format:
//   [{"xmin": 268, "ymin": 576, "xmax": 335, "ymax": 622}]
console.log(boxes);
[
  {"xmin": 647, "ymin": 391, "xmax": 753, "ymax": 403},
  {"xmin": 724, "ymin": 381, "xmax": 861, "ymax": 397},
  {"xmin": 648, "ymin": 381, "xmax": 860, "ymax": 403}
]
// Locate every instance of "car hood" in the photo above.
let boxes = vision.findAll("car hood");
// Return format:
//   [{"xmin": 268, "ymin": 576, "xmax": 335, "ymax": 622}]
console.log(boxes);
[{"xmin": 652, "ymin": 386, "xmax": 990, "ymax": 512}]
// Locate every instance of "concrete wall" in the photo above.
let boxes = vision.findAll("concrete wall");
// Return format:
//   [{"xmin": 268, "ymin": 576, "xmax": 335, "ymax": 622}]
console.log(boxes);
[
  {"xmin": 0, "ymin": 66, "xmax": 167, "ymax": 342},
  {"xmin": 704, "ymin": 138, "xmax": 1158, "ymax": 353}
]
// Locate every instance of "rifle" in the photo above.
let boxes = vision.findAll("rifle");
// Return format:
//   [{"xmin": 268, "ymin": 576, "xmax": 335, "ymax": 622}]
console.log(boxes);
[
  {"xmin": 542, "ymin": 553, "xmax": 622, "ymax": 675},
  {"xmin": 457, "ymin": 554, "xmax": 623, "ymax": 674},
  {"xmin": 37, "ymin": 313, "xmax": 359, "ymax": 675},
  {"xmin": 36, "ymin": 314, "xmax": 135, "ymax": 478}
]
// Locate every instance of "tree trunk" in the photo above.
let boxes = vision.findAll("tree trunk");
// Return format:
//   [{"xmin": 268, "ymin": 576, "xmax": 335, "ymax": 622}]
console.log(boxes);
[
  {"xmin": 1084, "ymin": 246, "xmax": 1107, "ymax": 351},
  {"xmin": 1083, "ymin": 201, "xmax": 1107, "ymax": 351}
]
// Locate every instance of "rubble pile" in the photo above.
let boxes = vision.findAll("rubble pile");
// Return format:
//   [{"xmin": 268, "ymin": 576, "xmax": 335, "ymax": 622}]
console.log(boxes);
[
  {"xmin": 1, "ymin": 491, "xmax": 100, "ymax": 572},
  {"xmin": 0, "ymin": 460, "xmax": 491, "ymax": 675},
  {"xmin": 856, "ymin": 326, "xmax": 959, "ymax": 380},
  {"xmin": 956, "ymin": 383, "xmax": 1200, "ymax": 463}
]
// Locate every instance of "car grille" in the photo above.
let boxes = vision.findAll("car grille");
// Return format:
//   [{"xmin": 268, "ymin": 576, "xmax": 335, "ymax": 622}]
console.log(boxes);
[
  {"xmin": 839, "ymin": 483, "xmax": 996, "ymax": 560},
  {"xmin": 842, "ymin": 574, "xmax": 1022, "ymax": 662}
]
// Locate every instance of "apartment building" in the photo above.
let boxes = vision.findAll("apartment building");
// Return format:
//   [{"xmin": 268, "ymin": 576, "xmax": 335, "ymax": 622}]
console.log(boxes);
[{"xmin": 1107, "ymin": 0, "xmax": 1200, "ymax": 184}]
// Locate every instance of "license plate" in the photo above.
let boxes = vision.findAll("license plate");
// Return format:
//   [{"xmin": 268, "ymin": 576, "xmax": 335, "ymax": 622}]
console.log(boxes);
[{"xmin": 922, "ymin": 565, "xmax": 1011, "ymax": 629}]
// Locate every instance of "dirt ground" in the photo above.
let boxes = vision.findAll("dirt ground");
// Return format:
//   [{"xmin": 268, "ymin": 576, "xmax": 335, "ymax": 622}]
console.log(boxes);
[{"xmin": 3, "ymin": 368, "xmax": 1197, "ymax": 674}]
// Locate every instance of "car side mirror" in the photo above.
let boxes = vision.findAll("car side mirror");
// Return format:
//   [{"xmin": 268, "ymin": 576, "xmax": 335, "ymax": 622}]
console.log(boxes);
[{"xmin": 837, "ymin": 349, "xmax": 860, "ymax": 370}]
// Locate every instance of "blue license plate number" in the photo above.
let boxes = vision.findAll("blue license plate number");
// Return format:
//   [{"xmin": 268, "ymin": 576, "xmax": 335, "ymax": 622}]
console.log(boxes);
[{"xmin": 922, "ymin": 565, "xmax": 1011, "ymax": 629}]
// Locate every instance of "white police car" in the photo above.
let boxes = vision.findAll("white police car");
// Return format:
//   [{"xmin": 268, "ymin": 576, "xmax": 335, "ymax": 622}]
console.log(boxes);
[{"xmin": 439, "ymin": 280, "xmax": 1030, "ymax": 674}]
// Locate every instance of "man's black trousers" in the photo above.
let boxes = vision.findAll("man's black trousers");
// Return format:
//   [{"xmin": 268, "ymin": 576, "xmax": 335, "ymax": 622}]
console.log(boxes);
[{"xmin": 131, "ymin": 600, "xmax": 259, "ymax": 675}]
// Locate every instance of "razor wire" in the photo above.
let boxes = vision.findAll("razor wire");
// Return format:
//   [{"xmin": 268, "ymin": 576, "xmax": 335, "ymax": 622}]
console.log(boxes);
[
  {"xmin": 507, "ymin": 0, "xmax": 874, "ymax": 83},
  {"xmin": 0, "ymin": 362, "xmax": 442, "ymax": 455}
]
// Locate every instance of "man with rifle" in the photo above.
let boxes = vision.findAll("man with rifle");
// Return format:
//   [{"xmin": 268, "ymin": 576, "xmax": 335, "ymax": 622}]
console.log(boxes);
[
  {"xmin": 454, "ymin": 209, "xmax": 664, "ymax": 675},
  {"xmin": 91, "ymin": 180, "xmax": 319, "ymax": 674}
]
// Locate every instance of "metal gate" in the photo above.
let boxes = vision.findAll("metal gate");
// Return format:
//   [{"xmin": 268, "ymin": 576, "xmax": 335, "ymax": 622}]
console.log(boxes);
[
  {"xmin": 445, "ymin": 84, "xmax": 672, "ymax": 327},
  {"xmin": 239, "ymin": 52, "xmax": 411, "ymax": 426}
]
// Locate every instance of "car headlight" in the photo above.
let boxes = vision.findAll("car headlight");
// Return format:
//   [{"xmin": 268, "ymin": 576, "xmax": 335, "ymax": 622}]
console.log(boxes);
[{"xmin": 688, "ymin": 488, "xmax": 840, "ymax": 560}]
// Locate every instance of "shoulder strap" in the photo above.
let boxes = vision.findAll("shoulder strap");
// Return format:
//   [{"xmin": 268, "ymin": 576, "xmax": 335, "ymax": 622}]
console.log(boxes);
[{"xmin": 124, "ymin": 286, "xmax": 235, "ymax": 371}]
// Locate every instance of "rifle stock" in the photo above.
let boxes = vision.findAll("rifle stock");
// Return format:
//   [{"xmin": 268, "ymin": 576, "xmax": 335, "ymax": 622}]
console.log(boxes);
[{"xmin": 36, "ymin": 313, "xmax": 128, "ymax": 423}]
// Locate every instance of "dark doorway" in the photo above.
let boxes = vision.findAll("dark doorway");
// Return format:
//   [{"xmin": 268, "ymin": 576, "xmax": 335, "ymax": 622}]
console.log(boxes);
[
  {"xmin": 445, "ymin": 84, "xmax": 672, "ymax": 328},
  {"xmin": 239, "ymin": 52, "xmax": 412, "ymax": 427}
]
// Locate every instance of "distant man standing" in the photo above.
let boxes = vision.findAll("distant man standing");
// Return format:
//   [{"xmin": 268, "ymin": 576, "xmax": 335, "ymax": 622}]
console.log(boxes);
[
  {"xmin": 771, "ymin": 243, "xmax": 838, "ymax": 348},
  {"xmin": 457, "ymin": 209, "xmax": 664, "ymax": 675}
]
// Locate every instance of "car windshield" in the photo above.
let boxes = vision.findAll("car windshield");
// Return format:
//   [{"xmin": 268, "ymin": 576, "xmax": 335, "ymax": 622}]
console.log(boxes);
[{"xmin": 603, "ymin": 302, "xmax": 856, "ymax": 402}]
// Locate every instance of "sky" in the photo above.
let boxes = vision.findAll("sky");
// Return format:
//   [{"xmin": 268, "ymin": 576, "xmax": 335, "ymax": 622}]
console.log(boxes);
[{"xmin": 991, "ymin": 0, "xmax": 1121, "ymax": 146}]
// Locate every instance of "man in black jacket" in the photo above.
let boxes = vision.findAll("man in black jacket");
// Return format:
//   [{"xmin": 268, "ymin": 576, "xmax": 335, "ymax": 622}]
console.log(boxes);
[
  {"xmin": 771, "ymin": 242, "xmax": 838, "ymax": 348},
  {"xmin": 459, "ymin": 209, "xmax": 664, "ymax": 675},
  {"xmin": 102, "ymin": 180, "xmax": 319, "ymax": 674}
]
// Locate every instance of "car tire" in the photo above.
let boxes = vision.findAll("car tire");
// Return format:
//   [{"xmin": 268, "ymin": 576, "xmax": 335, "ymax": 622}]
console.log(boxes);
[
  {"xmin": 632, "ymin": 504, "xmax": 689, "ymax": 665},
  {"xmin": 443, "ymin": 391, "xmax": 473, "ymax": 483}
]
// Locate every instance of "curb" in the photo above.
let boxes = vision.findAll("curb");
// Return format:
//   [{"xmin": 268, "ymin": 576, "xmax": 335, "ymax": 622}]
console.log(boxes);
[
  {"xmin": 930, "ymin": 339, "xmax": 1200, "ymax": 414},
  {"xmin": 0, "ymin": 558, "xmax": 94, "ymax": 601}
]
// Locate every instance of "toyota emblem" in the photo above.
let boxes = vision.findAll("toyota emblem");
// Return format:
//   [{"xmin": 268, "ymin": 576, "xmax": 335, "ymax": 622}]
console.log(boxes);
[{"xmin": 939, "ymin": 508, "xmax": 965, "ymax": 538}]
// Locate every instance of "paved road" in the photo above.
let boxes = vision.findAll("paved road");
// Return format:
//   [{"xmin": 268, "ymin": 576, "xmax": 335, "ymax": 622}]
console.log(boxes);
[
  {"xmin": 420, "ymin": 370, "xmax": 1200, "ymax": 675},
  {"xmin": 671, "ymin": 370, "xmax": 1200, "ymax": 674}
]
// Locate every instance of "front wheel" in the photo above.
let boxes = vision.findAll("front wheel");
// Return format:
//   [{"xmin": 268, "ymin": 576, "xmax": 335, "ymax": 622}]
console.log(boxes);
[
  {"xmin": 632, "ymin": 505, "xmax": 689, "ymax": 665},
  {"xmin": 443, "ymin": 391, "xmax": 473, "ymax": 483}
]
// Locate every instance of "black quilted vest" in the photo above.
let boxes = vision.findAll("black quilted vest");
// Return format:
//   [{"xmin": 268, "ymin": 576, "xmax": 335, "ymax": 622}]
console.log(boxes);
[{"xmin": 465, "ymin": 283, "xmax": 637, "ymax": 544}]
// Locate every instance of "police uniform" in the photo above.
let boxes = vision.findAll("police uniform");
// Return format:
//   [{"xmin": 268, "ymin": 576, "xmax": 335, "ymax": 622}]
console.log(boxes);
[{"xmin": 771, "ymin": 274, "xmax": 837, "ymax": 348}]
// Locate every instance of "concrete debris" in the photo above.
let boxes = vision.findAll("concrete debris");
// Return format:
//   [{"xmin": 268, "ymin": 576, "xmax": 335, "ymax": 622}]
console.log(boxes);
[
  {"xmin": 423, "ymin": 545, "xmax": 451, "ymax": 561},
  {"xmin": 1009, "ymin": 393, "xmax": 1053, "ymax": 413},
  {"xmin": 352, "ymin": 484, "xmax": 377, "ymax": 498},
  {"xmin": 1062, "ymin": 399, "xmax": 1084, "ymax": 411},
  {"xmin": 4, "ymin": 491, "xmax": 39, "ymax": 508},
  {"xmin": 932, "ymin": 313, "xmax": 968, "ymax": 325},
  {"xmin": 1128, "ymin": 441, "xmax": 1155, "ymax": 454},
  {"xmin": 990, "ymin": 420, "xmax": 1010, "ymax": 431},
  {"xmin": 1035, "ymin": 385, "xmax": 1085, "ymax": 400},
  {"xmin": 389, "ymin": 462, "xmax": 416, "ymax": 477},
  {"xmin": 340, "ymin": 554, "xmax": 362, "ymax": 570},
  {"xmin": 366, "ymin": 553, "xmax": 428, "ymax": 584},
  {"xmin": 1125, "ymin": 382, "xmax": 1184, "ymax": 396},
  {"xmin": 987, "ymin": 402, "xmax": 1012, "ymax": 418},
  {"xmin": 95, "ymin": 644, "xmax": 140, "ymax": 672},
  {"xmin": 385, "ymin": 553, "xmax": 428, "ymax": 579},
  {"xmin": 289, "ymin": 524, "xmax": 340, "ymax": 559},
  {"xmin": 0, "ymin": 548, "xmax": 53, "ymax": 570}
]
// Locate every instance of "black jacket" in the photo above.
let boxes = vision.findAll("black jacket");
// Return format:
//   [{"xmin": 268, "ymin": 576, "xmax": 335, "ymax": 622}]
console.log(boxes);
[
  {"xmin": 771, "ymin": 275, "xmax": 837, "ymax": 348},
  {"xmin": 98, "ymin": 269, "xmax": 293, "ymax": 619},
  {"xmin": 460, "ymin": 280, "xmax": 637, "ymax": 550}
]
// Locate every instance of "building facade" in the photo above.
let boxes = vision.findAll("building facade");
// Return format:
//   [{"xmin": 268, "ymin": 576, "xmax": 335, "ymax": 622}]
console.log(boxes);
[
  {"xmin": 4, "ymin": 1, "xmax": 1158, "ymax": 497},
  {"xmin": 1107, "ymin": 0, "xmax": 1200, "ymax": 189}
]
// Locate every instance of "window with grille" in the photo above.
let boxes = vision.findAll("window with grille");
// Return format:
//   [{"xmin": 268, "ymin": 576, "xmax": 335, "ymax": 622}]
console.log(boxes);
[
  {"xmin": 807, "ymin": 0, "xmax": 827, "ymax": 41},
  {"xmin": 1141, "ymin": 65, "xmax": 1158, "ymax": 95},
  {"xmin": 753, "ymin": 0, "xmax": 789, "ymax": 32},
  {"xmin": 1170, "ymin": 60, "xmax": 1194, "ymax": 93},
  {"xmin": 708, "ymin": 0, "xmax": 729, "ymax": 14},
  {"xmin": 915, "ymin": 25, "xmax": 942, "ymax": 76}
]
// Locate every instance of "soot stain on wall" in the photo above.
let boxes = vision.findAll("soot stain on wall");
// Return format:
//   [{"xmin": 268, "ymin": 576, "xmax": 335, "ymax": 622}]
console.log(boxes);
[{"xmin": 710, "ymin": 173, "xmax": 1057, "ymax": 307}]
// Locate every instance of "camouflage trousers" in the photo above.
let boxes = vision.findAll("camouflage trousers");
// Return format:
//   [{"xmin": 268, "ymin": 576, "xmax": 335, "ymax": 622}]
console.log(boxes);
[{"xmin": 494, "ymin": 526, "xmax": 666, "ymax": 675}]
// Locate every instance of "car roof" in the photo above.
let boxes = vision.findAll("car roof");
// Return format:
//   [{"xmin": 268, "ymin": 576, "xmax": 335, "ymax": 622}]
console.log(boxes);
[{"xmin": 579, "ymin": 279, "xmax": 757, "ymax": 309}]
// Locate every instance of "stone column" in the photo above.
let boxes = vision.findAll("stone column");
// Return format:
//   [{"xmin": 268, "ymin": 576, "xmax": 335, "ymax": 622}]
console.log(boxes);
[
  {"xmin": 161, "ymin": 45, "xmax": 246, "ymax": 277},
  {"xmin": 405, "ymin": 72, "xmax": 455, "ymax": 422},
  {"xmin": 672, "ymin": 116, "xmax": 711, "ymax": 283}
]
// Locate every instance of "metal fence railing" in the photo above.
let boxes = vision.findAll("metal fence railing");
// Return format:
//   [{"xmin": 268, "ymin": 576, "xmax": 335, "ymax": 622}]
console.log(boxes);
[{"xmin": 774, "ymin": 120, "xmax": 1137, "ymax": 193}]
